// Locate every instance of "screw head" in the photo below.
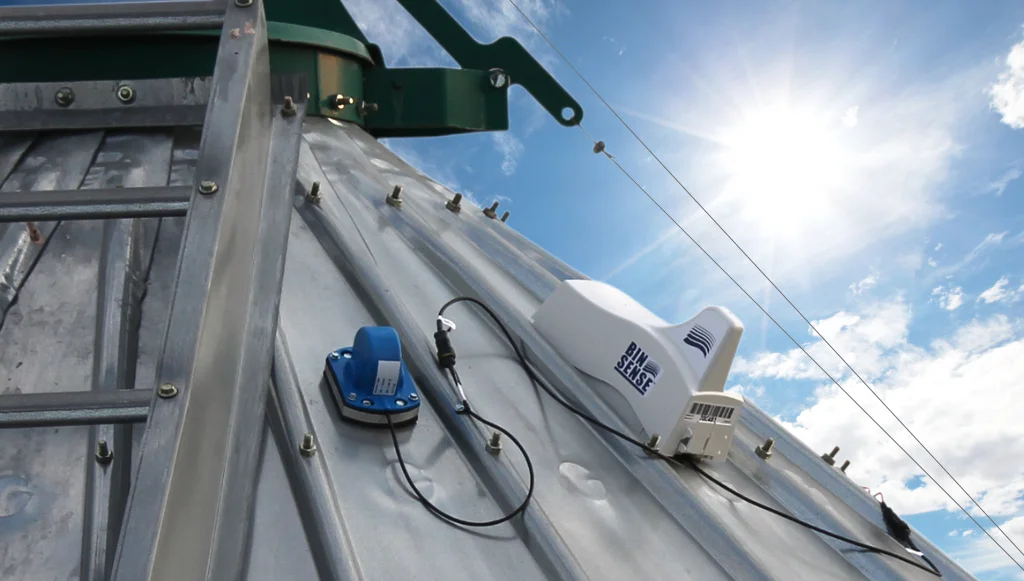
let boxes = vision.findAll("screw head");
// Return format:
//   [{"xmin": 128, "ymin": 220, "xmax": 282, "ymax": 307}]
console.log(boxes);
[
  {"xmin": 329, "ymin": 351, "xmax": 340, "ymax": 360},
  {"xmin": 55, "ymin": 87, "xmax": 74, "ymax": 107},
  {"xmin": 395, "ymin": 398, "xmax": 406, "ymax": 407},
  {"xmin": 347, "ymin": 393, "xmax": 357, "ymax": 401},
  {"xmin": 361, "ymin": 399, "xmax": 373, "ymax": 406},
  {"xmin": 158, "ymin": 383, "xmax": 178, "ymax": 399},
  {"xmin": 198, "ymin": 181, "xmax": 218, "ymax": 195},
  {"xmin": 446, "ymin": 193, "xmax": 463, "ymax": 213},
  {"xmin": 235, "ymin": 0, "xmax": 253, "ymax": 6},
  {"xmin": 409, "ymin": 393, "xmax": 419, "ymax": 401},
  {"xmin": 116, "ymin": 84, "xmax": 136, "ymax": 104},
  {"xmin": 486, "ymin": 431, "xmax": 503, "ymax": 454},
  {"xmin": 488, "ymin": 68, "xmax": 510, "ymax": 89},
  {"xmin": 386, "ymin": 185, "xmax": 403, "ymax": 207},
  {"xmin": 755, "ymin": 437, "xmax": 775, "ymax": 460}
]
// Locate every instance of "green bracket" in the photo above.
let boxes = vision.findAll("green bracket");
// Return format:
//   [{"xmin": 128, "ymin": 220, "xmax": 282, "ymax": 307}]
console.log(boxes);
[
  {"xmin": 392, "ymin": 0, "xmax": 583, "ymax": 127},
  {"xmin": 364, "ymin": 68, "xmax": 508, "ymax": 137}
]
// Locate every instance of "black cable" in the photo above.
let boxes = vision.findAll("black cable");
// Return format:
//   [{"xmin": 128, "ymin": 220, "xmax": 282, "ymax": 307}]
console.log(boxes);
[
  {"xmin": 436, "ymin": 296, "xmax": 941, "ymax": 576},
  {"xmin": 386, "ymin": 387, "xmax": 535, "ymax": 528}
]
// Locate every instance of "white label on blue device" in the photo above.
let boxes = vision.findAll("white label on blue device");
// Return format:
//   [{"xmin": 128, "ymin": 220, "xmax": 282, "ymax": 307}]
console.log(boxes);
[{"xmin": 373, "ymin": 360, "xmax": 401, "ymax": 395}]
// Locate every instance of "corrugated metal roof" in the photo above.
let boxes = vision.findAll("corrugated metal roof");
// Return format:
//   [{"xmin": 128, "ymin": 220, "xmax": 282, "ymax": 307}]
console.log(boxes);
[{"xmin": 0, "ymin": 119, "xmax": 977, "ymax": 581}]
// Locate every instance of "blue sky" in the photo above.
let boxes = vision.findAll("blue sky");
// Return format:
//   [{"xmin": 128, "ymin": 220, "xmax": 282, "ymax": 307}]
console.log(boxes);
[{"xmin": 345, "ymin": 0, "xmax": 1024, "ymax": 578}]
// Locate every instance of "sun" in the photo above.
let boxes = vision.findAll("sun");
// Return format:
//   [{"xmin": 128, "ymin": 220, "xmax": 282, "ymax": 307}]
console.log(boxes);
[{"xmin": 717, "ymin": 104, "xmax": 849, "ymax": 236}]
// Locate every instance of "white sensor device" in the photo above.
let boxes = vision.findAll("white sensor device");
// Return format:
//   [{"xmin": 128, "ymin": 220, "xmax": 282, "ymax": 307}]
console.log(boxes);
[{"xmin": 532, "ymin": 280, "xmax": 744, "ymax": 460}]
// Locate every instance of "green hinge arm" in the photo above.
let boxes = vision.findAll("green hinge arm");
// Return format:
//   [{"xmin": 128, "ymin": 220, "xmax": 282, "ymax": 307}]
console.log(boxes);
[{"xmin": 393, "ymin": 0, "xmax": 583, "ymax": 126}]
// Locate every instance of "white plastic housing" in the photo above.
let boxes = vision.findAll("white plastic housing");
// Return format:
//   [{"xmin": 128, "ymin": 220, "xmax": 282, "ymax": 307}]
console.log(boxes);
[
  {"xmin": 676, "ymin": 391, "xmax": 744, "ymax": 461},
  {"xmin": 532, "ymin": 280, "xmax": 743, "ymax": 456}
]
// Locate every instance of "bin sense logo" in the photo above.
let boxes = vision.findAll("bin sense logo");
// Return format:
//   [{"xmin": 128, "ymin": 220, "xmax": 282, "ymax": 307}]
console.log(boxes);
[{"xmin": 614, "ymin": 341, "xmax": 662, "ymax": 395}]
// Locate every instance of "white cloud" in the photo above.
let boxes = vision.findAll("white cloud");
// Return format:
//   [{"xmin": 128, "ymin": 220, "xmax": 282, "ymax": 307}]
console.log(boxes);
[
  {"xmin": 726, "ymin": 383, "xmax": 766, "ymax": 399},
  {"xmin": 602, "ymin": 35, "xmax": 625, "ymax": 56},
  {"xmin": 986, "ymin": 167, "xmax": 1022, "ymax": 196},
  {"xmin": 755, "ymin": 307, "xmax": 1024, "ymax": 524},
  {"xmin": 932, "ymin": 285, "xmax": 965, "ymax": 311},
  {"xmin": 850, "ymin": 274, "xmax": 878, "ymax": 295},
  {"xmin": 842, "ymin": 105, "xmax": 859, "ymax": 128},
  {"xmin": 931, "ymin": 232, "xmax": 1008, "ymax": 280},
  {"xmin": 990, "ymin": 40, "xmax": 1024, "ymax": 129},
  {"xmin": 492, "ymin": 133, "xmax": 524, "ymax": 176},
  {"xmin": 979, "ymin": 277, "xmax": 1013, "ymax": 304},
  {"xmin": 928, "ymin": 258, "xmax": 938, "ymax": 267},
  {"xmin": 954, "ymin": 516, "xmax": 1024, "ymax": 576},
  {"xmin": 962, "ymin": 529, "xmax": 975, "ymax": 537},
  {"xmin": 935, "ymin": 243, "xmax": 943, "ymax": 251}
]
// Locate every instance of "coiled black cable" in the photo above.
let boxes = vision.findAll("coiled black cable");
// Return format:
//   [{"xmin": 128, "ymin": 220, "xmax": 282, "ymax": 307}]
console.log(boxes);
[{"xmin": 432, "ymin": 296, "xmax": 942, "ymax": 576}]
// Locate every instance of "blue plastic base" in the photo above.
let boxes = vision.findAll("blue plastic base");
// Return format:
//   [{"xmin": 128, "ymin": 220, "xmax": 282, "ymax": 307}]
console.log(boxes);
[{"xmin": 323, "ymin": 327, "xmax": 421, "ymax": 426}]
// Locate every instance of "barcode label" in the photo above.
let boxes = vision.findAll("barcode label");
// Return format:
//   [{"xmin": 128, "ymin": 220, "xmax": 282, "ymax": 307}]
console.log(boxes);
[
  {"xmin": 686, "ymin": 402, "xmax": 735, "ymax": 424},
  {"xmin": 373, "ymin": 360, "xmax": 401, "ymax": 395}
]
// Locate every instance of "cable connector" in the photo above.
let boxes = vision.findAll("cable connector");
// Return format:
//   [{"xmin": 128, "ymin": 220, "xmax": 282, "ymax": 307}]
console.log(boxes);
[
  {"xmin": 880, "ymin": 501, "xmax": 912, "ymax": 545},
  {"xmin": 434, "ymin": 329, "xmax": 457, "ymax": 369}
]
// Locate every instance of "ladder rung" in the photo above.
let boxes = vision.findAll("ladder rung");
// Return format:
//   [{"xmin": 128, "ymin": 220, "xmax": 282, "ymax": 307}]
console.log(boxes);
[
  {"xmin": 0, "ymin": 389, "xmax": 152, "ymax": 429},
  {"xmin": 0, "ymin": 186, "xmax": 191, "ymax": 222}
]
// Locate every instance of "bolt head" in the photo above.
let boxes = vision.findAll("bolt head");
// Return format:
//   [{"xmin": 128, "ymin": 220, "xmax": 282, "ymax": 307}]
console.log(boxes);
[
  {"xmin": 235, "ymin": 0, "xmax": 253, "ymax": 6},
  {"xmin": 282, "ymin": 96, "xmax": 297, "ymax": 116},
  {"xmin": 198, "ymin": 181, "xmax": 218, "ymax": 195},
  {"xmin": 395, "ymin": 399, "xmax": 406, "ymax": 407},
  {"xmin": 347, "ymin": 393, "xmax": 357, "ymax": 401},
  {"xmin": 95, "ymin": 439, "xmax": 113, "ymax": 463},
  {"xmin": 361, "ymin": 399, "xmax": 373, "ymax": 406},
  {"xmin": 488, "ymin": 68, "xmax": 510, "ymax": 89},
  {"xmin": 158, "ymin": 383, "xmax": 178, "ymax": 399},
  {"xmin": 300, "ymin": 433, "xmax": 317, "ymax": 457},
  {"xmin": 116, "ymin": 84, "xmax": 136, "ymax": 104},
  {"xmin": 54, "ymin": 87, "xmax": 74, "ymax": 107},
  {"xmin": 409, "ymin": 393, "xmax": 418, "ymax": 401},
  {"xmin": 330, "ymin": 352, "xmax": 340, "ymax": 360}
]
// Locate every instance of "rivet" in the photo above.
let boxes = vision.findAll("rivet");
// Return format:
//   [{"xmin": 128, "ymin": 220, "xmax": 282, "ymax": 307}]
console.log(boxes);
[
  {"xmin": 54, "ymin": 87, "xmax": 74, "ymax": 107},
  {"xmin": 500, "ymin": 211, "xmax": 510, "ymax": 223},
  {"xmin": 347, "ymin": 393, "xmax": 357, "ymax": 401},
  {"xmin": 299, "ymin": 432, "xmax": 317, "ymax": 457},
  {"xmin": 409, "ymin": 393, "xmax": 419, "ymax": 401},
  {"xmin": 483, "ymin": 201, "xmax": 499, "ymax": 219},
  {"xmin": 821, "ymin": 446, "xmax": 840, "ymax": 466},
  {"xmin": 198, "ymin": 181, "xmax": 218, "ymax": 195},
  {"xmin": 116, "ymin": 84, "xmax": 136, "ymax": 105},
  {"xmin": 95, "ymin": 439, "xmax": 113, "ymax": 464},
  {"xmin": 486, "ymin": 431, "xmax": 503, "ymax": 454},
  {"xmin": 395, "ymin": 398, "xmax": 406, "ymax": 407},
  {"xmin": 446, "ymin": 192, "xmax": 463, "ymax": 213},
  {"xmin": 361, "ymin": 399, "xmax": 373, "ymax": 406},
  {"xmin": 329, "ymin": 350, "xmax": 340, "ymax": 360},
  {"xmin": 282, "ymin": 95, "xmax": 297, "ymax": 117},
  {"xmin": 755, "ymin": 437, "xmax": 775, "ymax": 460},
  {"xmin": 386, "ymin": 184, "xmax": 403, "ymax": 207},
  {"xmin": 158, "ymin": 383, "xmax": 178, "ymax": 399}
]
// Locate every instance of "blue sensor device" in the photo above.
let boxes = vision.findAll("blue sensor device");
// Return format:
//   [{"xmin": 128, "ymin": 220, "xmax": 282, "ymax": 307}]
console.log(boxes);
[{"xmin": 324, "ymin": 326, "xmax": 421, "ymax": 426}]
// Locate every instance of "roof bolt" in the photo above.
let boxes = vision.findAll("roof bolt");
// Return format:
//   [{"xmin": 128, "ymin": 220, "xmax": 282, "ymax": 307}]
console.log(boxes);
[
  {"xmin": 332, "ymin": 94, "xmax": 355, "ymax": 110},
  {"xmin": 281, "ymin": 95, "xmax": 297, "ymax": 117},
  {"xmin": 158, "ymin": 383, "xmax": 178, "ymax": 399},
  {"xmin": 235, "ymin": 0, "xmax": 253, "ymax": 6},
  {"xmin": 488, "ymin": 68, "xmax": 510, "ymax": 90},
  {"xmin": 821, "ymin": 446, "xmax": 840, "ymax": 466},
  {"xmin": 755, "ymin": 437, "xmax": 775, "ymax": 460},
  {"xmin": 299, "ymin": 432, "xmax": 317, "ymax": 457},
  {"xmin": 500, "ymin": 211, "xmax": 510, "ymax": 223},
  {"xmin": 198, "ymin": 181, "xmax": 218, "ymax": 195},
  {"xmin": 593, "ymin": 141, "xmax": 606, "ymax": 154},
  {"xmin": 446, "ymin": 192, "xmax": 463, "ymax": 213},
  {"xmin": 486, "ymin": 431, "xmax": 503, "ymax": 454},
  {"xmin": 359, "ymin": 101, "xmax": 379, "ymax": 116},
  {"xmin": 54, "ymin": 87, "xmax": 74, "ymax": 107},
  {"xmin": 483, "ymin": 201, "xmax": 499, "ymax": 219},
  {"xmin": 307, "ymin": 181, "xmax": 322, "ymax": 205},
  {"xmin": 386, "ymin": 185, "xmax": 403, "ymax": 207},
  {"xmin": 116, "ymin": 84, "xmax": 136, "ymax": 105},
  {"xmin": 644, "ymin": 433, "xmax": 662, "ymax": 455},
  {"xmin": 840, "ymin": 460, "xmax": 851, "ymax": 473},
  {"xmin": 95, "ymin": 439, "xmax": 113, "ymax": 464}
]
